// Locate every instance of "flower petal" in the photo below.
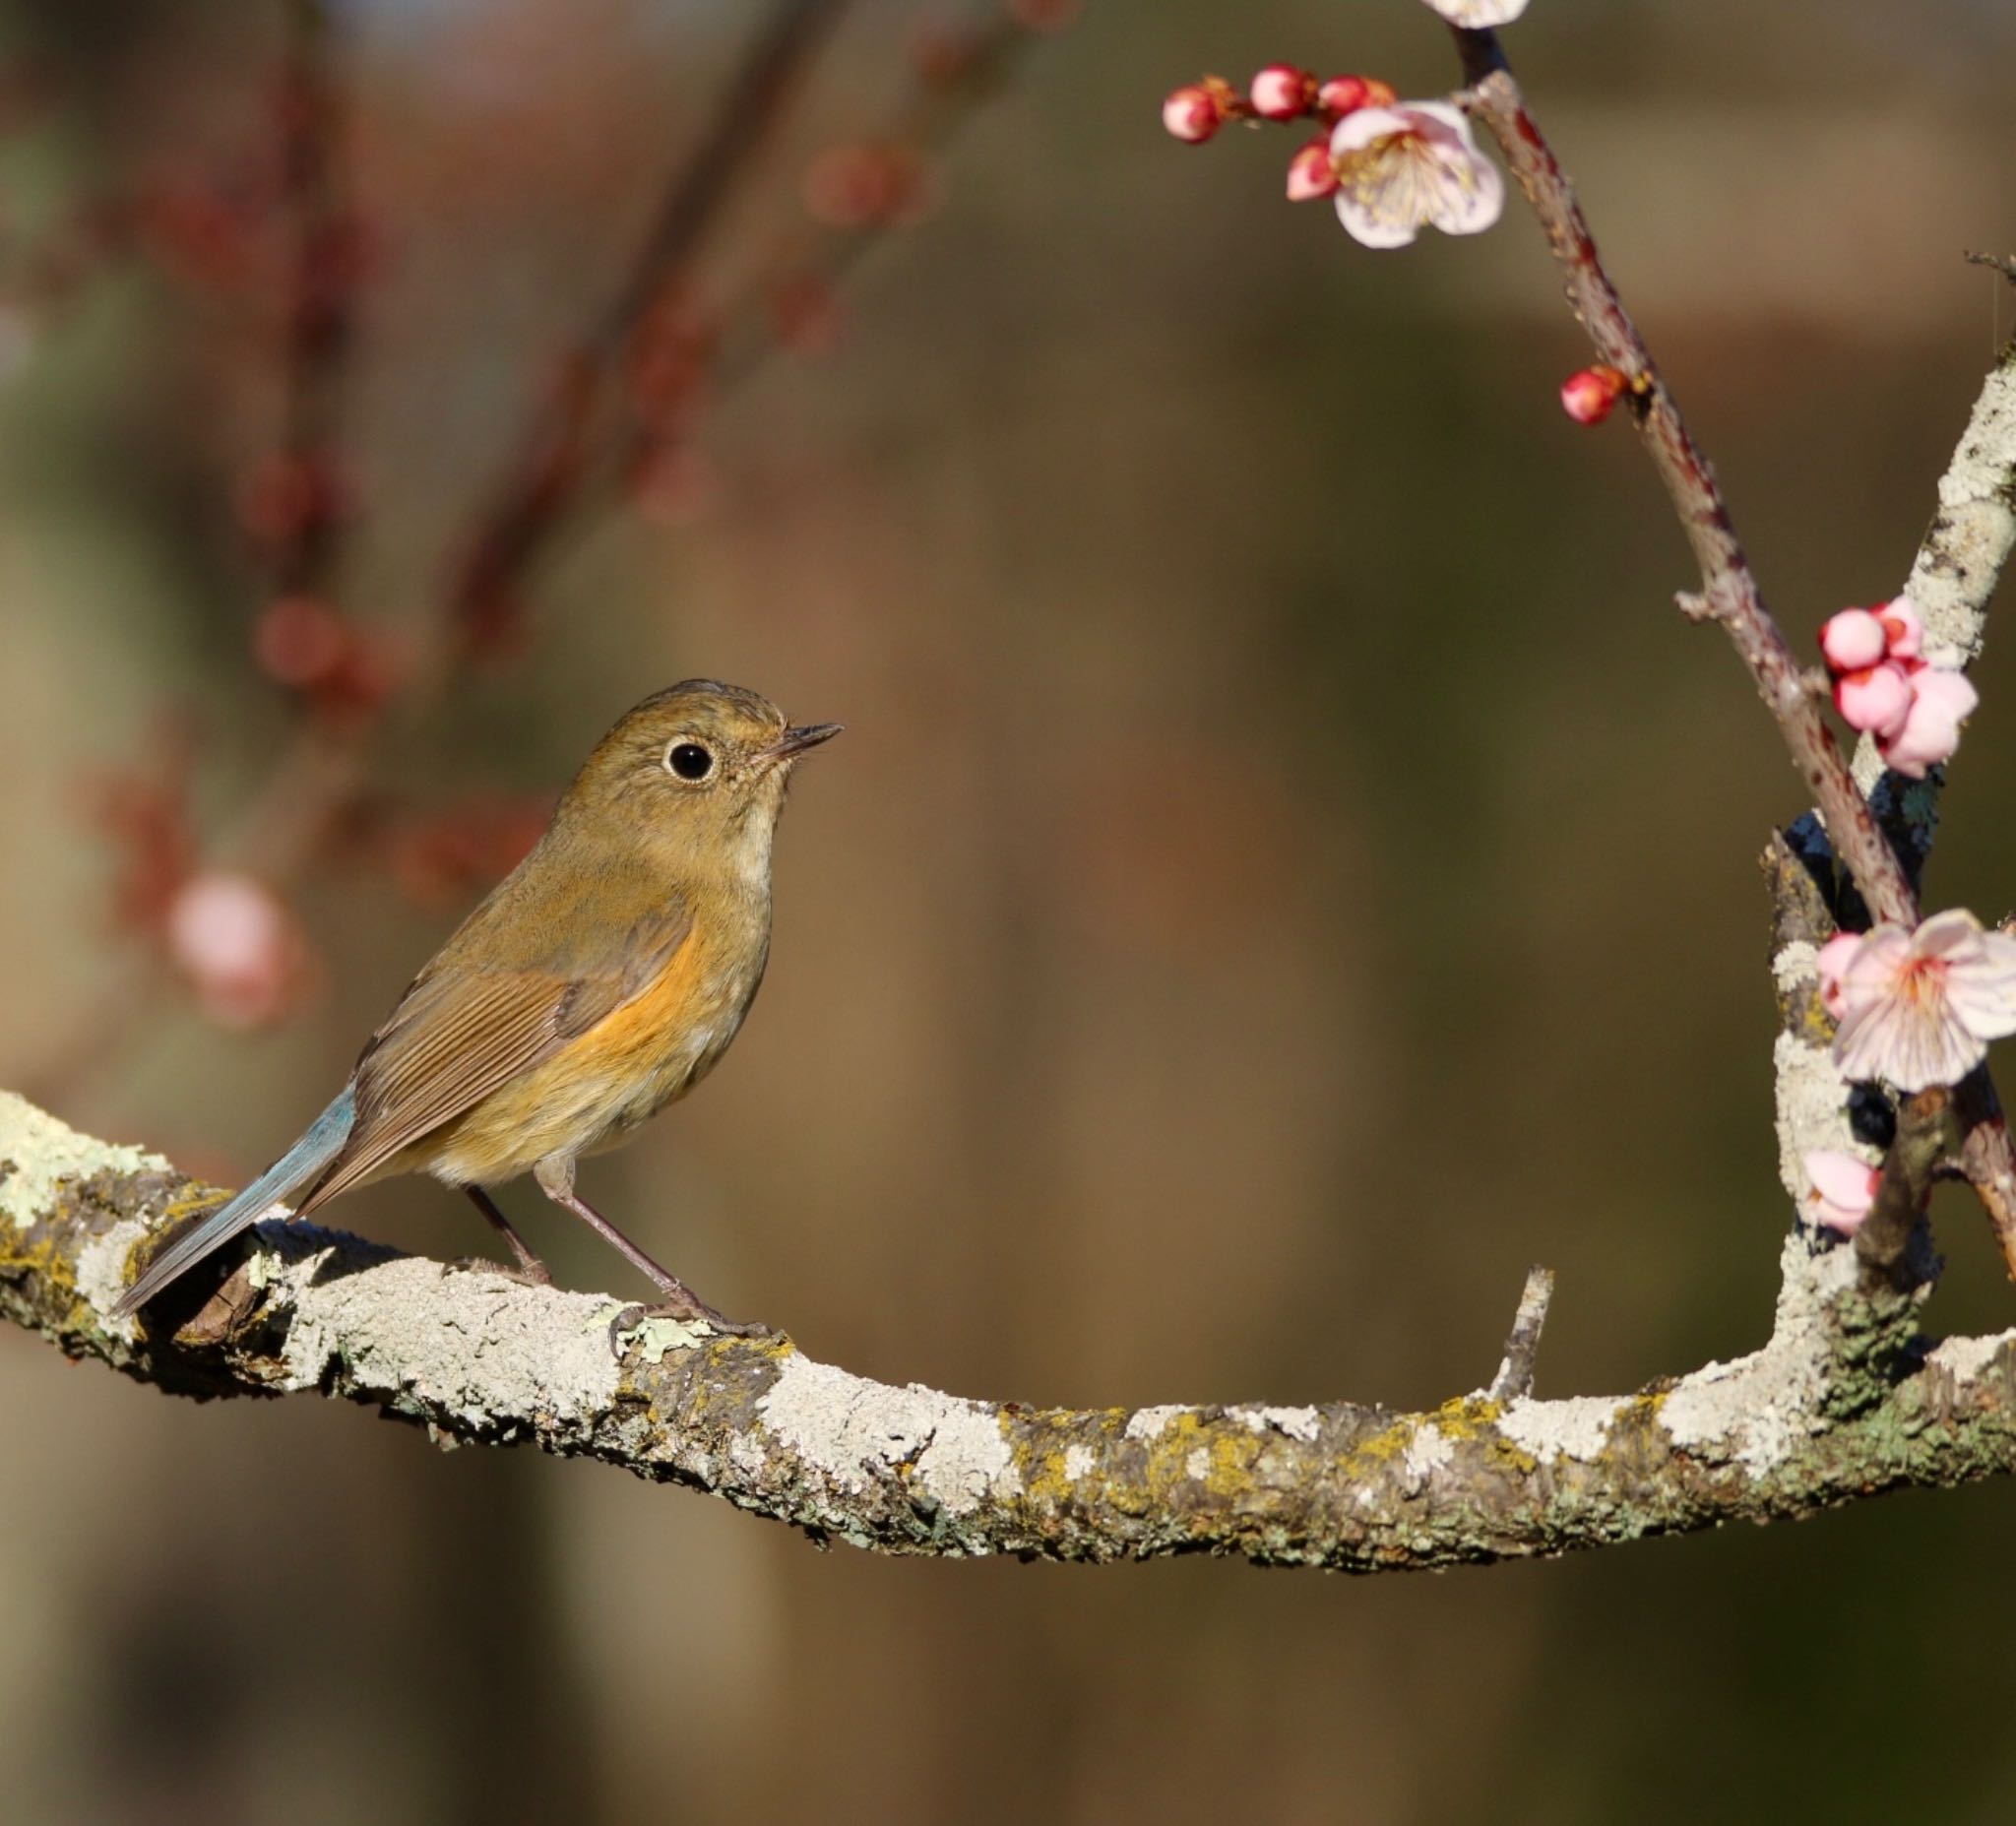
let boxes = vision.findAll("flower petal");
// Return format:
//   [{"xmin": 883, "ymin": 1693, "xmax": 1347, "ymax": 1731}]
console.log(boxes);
[{"xmin": 1418, "ymin": 0, "xmax": 1531, "ymax": 24}]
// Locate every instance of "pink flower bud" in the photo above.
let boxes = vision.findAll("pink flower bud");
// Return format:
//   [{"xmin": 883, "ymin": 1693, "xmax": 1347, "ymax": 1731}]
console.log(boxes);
[
  {"xmin": 1319, "ymin": 75, "xmax": 1398, "ymax": 117},
  {"xmin": 1818, "ymin": 607, "xmax": 1887, "ymax": 675},
  {"xmin": 1876, "ymin": 595, "xmax": 1923, "ymax": 660},
  {"xmin": 1285, "ymin": 139, "xmax": 1339, "ymax": 202},
  {"xmin": 1834, "ymin": 661, "xmax": 1914, "ymax": 739},
  {"xmin": 1249, "ymin": 64, "xmax": 1312, "ymax": 121},
  {"xmin": 1879, "ymin": 665, "xmax": 1979, "ymax": 778},
  {"xmin": 1162, "ymin": 84, "xmax": 1224, "ymax": 144},
  {"xmin": 1802, "ymin": 1149, "xmax": 1879, "ymax": 1235},
  {"xmin": 1559, "ymin": 365, "xmax": 1628, "ymax": 425},
  {"xmin": 165, "ymin": 871, "xmax": 309, "ymax": 1030}
]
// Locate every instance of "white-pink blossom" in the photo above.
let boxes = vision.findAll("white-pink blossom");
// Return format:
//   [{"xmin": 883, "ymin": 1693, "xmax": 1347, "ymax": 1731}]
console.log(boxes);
[
  {"xmin": 1330, "ymin": 102, "xmax": 1504, "ymax": 248},
  {"xmin": 1831, "ymin": 909, "xmax": 2016, "ymax": 1092},
  {"xmin": 1814, "ymin": 930, "xmax": 1861, "ymax": 1021},
  {"xmin": 1879, "ymin": 665, "xmax": 1978, "ymax": 779},
  {"xmin": 1802, "ymin": 1150, "xmax": 1878, "ymax": 1235},
  {"xmin": 1817, "ymin": 607, "xmax": 1886, "ymax": 674},
  {"xmin": 1418, "ymin": 0, "xmax": 1531, "ymax": 25},
  {"xmin": 1833, "ymin": 661, "xmax": 1913, "ymax": 740}
]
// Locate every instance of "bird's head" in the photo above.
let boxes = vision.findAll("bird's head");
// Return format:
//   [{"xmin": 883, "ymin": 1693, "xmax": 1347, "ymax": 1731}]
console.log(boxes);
[{"xmin": 561, "ymin": 679, "xmax": 840, "ymax": 887}]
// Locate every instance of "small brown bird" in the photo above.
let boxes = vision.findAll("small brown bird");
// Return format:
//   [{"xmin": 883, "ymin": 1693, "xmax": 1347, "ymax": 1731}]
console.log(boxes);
[{"xmin": 114, "ymin": 680, "xmax": 839, "ymax": 1334}]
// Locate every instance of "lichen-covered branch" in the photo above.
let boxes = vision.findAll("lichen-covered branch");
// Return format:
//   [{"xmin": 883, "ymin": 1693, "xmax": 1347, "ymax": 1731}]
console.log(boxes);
[{"xmin": 8, "ymin": 1091, "xmax": 2016, "ymax": 1571}]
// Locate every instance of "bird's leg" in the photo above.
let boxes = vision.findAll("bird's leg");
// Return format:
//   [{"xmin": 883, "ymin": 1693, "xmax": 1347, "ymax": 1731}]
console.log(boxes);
[
  {"xmin": 532, "ymin": 1157, "xmax": 769, "ymax": 1342},
  {"xmin": 455, "ymin": 1184, "xmax": 553, "ymax": 1287}
]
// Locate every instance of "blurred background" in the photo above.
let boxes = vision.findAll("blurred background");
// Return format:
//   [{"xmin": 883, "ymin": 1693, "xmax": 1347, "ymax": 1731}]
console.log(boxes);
[{"xmin": 4, "ymin": 0, "xmax": 2016, "ymax": 1819}]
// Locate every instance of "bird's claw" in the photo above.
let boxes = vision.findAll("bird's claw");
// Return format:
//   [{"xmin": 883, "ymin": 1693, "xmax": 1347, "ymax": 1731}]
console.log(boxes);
[{"xmin": 606, "ymin": 1297, "xmax": 771, "ymax": 1357}]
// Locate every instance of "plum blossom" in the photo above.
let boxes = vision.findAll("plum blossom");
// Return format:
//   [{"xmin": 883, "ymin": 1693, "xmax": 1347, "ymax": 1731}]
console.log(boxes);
[
  {"xmin": 1329, "ymin": 101, "xmax": 1504, "ymax": 248},
  {"xmin": 1801, "ymin": 1150, "xmax": 1878, "ymax": 1236},
  {"xmin": 1419, "ymin": 0, "xmax": 1531, "ymax": 24},
  {"xmin": 1831, "ymin": 910, "xmax": 2016, "ymax": 1092},
  {"xmin": 1881, "ymin": 667, "xmax": 1979, "ymax": 780}
]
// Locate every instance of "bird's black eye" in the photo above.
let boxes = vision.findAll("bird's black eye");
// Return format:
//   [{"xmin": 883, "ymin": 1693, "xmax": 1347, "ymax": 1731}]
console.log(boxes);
[{"xmin": 665, "ymin": 740, "xmax": 715, "ymax": 782}]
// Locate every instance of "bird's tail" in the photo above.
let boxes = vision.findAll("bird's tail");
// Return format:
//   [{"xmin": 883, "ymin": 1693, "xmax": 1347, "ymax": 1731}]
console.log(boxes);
[{"xmin": 111, "ymin": 1087, "xmax": 356, "ymax": 1319}]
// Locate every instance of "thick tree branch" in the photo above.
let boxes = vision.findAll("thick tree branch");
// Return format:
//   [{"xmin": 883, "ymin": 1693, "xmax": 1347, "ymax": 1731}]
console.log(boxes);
[{"xmin": 9, "ymin": 1092, "xmax": 2016, "ymax": 1570}]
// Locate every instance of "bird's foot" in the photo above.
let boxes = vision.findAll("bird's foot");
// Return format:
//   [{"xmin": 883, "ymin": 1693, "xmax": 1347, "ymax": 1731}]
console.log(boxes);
[
  {"xmin": 607, "ymin": 1289, "xmax": 771, "ymax": 1356},
  {"xmin": 447, "ymin": 1255, "xmax": 554, "ymax": 1290}
]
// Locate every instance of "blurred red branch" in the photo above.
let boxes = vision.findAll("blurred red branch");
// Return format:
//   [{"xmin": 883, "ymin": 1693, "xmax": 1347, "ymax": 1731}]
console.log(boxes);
[{"xmin": 447, "ymin": 0, "xmax": 854, "ymax": 654}]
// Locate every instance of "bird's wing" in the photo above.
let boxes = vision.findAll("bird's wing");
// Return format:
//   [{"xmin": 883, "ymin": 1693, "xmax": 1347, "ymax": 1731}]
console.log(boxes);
[{"xmin": 300, "ymin": 895, "xmax": 692, "ymax": 1209}]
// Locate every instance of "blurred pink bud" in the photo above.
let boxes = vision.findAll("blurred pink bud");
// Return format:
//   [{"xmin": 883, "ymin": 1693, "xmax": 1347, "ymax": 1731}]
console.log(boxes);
[
  {"xmin": 255, "ymin": 595, "xmax": 346, "ymax": 686},
  {"xmin": 1814, "ymin": 930, "xmax": 1862, "ymax": 1022},
  {"xmin": 1833, "ymin": 909, "xmax": 2016, "ymax": 1091},
  {"xmin": 1286, "ymin": 140, "xmax": 1340, "ymax": 202},
  {"xmin": 1162, "ymin": 84, "xmax": 1225, "ymax": 144},
  {"xmin": 1559, "ymin": 365, "xmax": 1627, "ymax": 425},
  {"xmin": 165, "ymin": 871, "xmax": 308, "ymax": 1031},
  {"xmin": 1876, "ymin": 595, "xmax": 1923, "ymax": 660},
  {"xmin": 1330, "ymin": 101, "xmax": 1503, "ymax": 247},
  {"xmin": 1006, "ymin": 0, "xmax": 1080, "ymax": 30},
  {"xmin": 1879, "ymin": 665, "xmax": 1979, "ymax": 779},
  {"xmin": 1833, "ymin": 661, "xmax": 1913, "ymax": 740},
  {"xmin": 801, "ymin": 144, "xmax": 939, "ymax": 228},
  {"xmin": 1801, "ymin": 1150, "xmax": 1878, "ymax": 1235},
  {"xmin": 1817, "ymin": 606, "xmax": 1886, "ymax": 674},
  {"xmin": 1250, "ymin": 64, "xmax": 1313, "ymax": 121}
]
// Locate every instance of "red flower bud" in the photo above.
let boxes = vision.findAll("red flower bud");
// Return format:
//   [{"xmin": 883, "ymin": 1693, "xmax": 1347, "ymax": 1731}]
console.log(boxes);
[
  {"xmin": 1249, "ymin": 64, "xmax": 1313, "ymax": 122},
  {"xmin": 1286, "ymin": 140, "xmax": 1339, "ymax": 202},
  {"xmin": 1162, "ymin": 84, "xmax": 1225, "ymax": 144},
  {"xmin": 1559, "ymin": 365, "xmax": 1629, "ymax": 425}
]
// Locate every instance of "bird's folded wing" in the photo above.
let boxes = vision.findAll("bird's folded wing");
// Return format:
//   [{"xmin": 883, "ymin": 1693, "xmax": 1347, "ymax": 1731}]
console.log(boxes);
[{"xmin": 301, "ymin": 901, "xmax": 691, "ymax": 1208}]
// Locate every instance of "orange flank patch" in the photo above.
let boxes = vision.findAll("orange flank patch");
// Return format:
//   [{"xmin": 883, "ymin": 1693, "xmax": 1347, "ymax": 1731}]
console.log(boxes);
[{"xmin": 420, "ymin": 931, "xmax": 740, "ymax": 1184}]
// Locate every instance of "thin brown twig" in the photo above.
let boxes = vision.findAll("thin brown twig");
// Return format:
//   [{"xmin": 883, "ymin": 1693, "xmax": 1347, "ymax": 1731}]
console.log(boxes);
[
  {"xmin": 1449, "ymin": 42, "xmax": 1914, "ymax": 929},
  {"xmin": 1446, "ymin": 26, "xmax": 2016, "ymax": 1286}
]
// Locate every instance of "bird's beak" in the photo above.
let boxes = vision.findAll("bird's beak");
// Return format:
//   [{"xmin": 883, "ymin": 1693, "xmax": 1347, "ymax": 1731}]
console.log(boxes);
[{"xmin": 765, "ymin": 722, "xmax": 843, "ymax": 763}]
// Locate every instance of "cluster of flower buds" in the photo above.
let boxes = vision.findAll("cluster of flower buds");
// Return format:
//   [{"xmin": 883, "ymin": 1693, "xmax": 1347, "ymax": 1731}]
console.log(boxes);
[
  {"xmin": 1813, "ymin": 908, "xmax": 2016, "ymax": 1094},
  {"xmin": 1164, "ymin": 61, "xmax": 1504, "ymax": 248},
  {"xmin": 1817, "ymin": 596, "xmax": 1977, "ymax": 778}
]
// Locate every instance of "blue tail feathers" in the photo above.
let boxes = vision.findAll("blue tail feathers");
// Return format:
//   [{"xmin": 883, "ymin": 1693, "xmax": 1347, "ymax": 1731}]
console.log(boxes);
[{"xmin": 111, "ymin": 1087, "xmax": 357, "ymax": 1318}]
